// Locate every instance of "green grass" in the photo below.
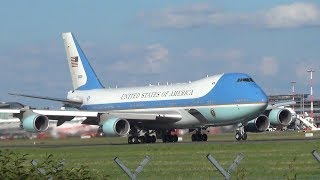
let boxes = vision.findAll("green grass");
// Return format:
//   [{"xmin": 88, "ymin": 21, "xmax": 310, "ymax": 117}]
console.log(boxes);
[{"xmin": 2, "ymin": 131, "xmax": 320, "ymax": 179}]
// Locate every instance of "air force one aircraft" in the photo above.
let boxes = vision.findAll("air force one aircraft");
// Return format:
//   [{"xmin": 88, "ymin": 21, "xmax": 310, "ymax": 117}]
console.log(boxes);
[{"xmin": 1, "ymin": 32, "xmax": 271, "ymax": 144}]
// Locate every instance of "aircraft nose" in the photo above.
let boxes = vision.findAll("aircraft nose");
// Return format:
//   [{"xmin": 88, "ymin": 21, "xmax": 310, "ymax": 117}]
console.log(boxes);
[
  {"xmin": 256, "ymin": 88, "xmax": 268, "ymax": 105},
  {"xmin": 260, "ymin": 91, "xmax": 268, "ymax": 103}
]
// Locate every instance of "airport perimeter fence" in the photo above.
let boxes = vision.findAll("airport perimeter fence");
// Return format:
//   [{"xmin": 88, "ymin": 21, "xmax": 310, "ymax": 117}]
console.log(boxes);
[
  {"xmin": 2, "ymin": 149, "xmax": 320, "ymax": 179},
  {"xmin": 111, "ymin": 150, "xmax": 320, "ymax": 180}
]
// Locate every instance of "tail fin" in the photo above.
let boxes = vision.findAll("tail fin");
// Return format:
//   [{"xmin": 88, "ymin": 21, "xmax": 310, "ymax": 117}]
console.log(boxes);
[{"xmin": 62, "ymin": 32, "xmax": 104, "ymax": 90}]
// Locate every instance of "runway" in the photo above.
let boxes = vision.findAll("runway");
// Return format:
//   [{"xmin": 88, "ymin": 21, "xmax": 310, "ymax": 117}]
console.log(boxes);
[{"xmin": 2, "ymin": 136, "xmax": 320, "ymax": 148}]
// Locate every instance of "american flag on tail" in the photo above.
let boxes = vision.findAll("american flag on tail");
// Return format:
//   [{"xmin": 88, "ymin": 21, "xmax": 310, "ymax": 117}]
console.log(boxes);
[{"xmin": 71, "ymin": 56, "xmax": 78, "ymax": 67}]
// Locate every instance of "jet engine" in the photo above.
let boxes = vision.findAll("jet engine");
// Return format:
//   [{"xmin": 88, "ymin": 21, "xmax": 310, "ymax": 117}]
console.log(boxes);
[
  {"xmin": 267, "ymin": 108, "xmax": 292, "ymax": 126},
  {"xmin": 20, "ymin": 112, "xmax": 49, "ymax": 133},
  {"xmin": 244, "ymin": 115, "xmax": 270, "ymax": 132},
  {"xmin": 102, "ymin": 118, "xmax": 130, "ymax": 137}
]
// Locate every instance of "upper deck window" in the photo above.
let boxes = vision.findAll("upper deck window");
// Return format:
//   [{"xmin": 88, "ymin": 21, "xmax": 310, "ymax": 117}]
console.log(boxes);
[{"xmin": 237, "ymin": 78, "xmax": 254, "ymax": 82}]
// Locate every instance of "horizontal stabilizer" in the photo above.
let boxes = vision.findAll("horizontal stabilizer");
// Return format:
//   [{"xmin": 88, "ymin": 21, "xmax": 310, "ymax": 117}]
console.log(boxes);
[
  {"xmin": 0, "ymin": 103, "xmax": 9, "ymax": 108},
  {"xmin": 9, "ymin": 93, "xmax": 82, "ymax": 105},
  {"xmin": 0, "ymin": 102, "xmax": 25, "ymax": 109}
]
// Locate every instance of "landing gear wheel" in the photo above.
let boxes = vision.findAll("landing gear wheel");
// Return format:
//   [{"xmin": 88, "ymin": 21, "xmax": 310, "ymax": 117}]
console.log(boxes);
[
  {"xmin": 235, "ymin": 132, "xmax": 242, "ymax": 141},
  {"xmin": 162, "ymin": 135, "xmax": 167, "ymax": 143},
  {"xmin": 133, "ymin": 136, "xmax": 139, "ymax": 144},
  {"xmin": 144, "ymin": 135, "xmax": 150, "ymax": 143},
  {"xmin": 128, "ymin": 136, "xmax": 133, "ymax": 144},
  {"xmin": 196, "ymin": 134, "xmax": 202, "ymax": 141},
  {"xmin": 167, "ymin": 135, "xmax": 173, "ymax": 142},
  {"xmin": 161, "ymin": 130, "xmax": 180, "ymax": 143},
  {"xmin": 139, "ymin": 136, "xmax": 145, "ymax": 143},
  {"xmin": 201, "ymin": 134, "xmax": 208, "ymax": 141},
  {"xmin": 173, "ymin": 135, "xmax": 178, "ymax": 142},
  {"xmin": 151, "ymin": 135, "xmax": 156, "ymax": 143},
  {"xmin": 241, "ymin": 132, "xmax": 247, "ymax": 140},
  {"xmin": 191, "ymin": 134, "xmax": 197, "ymax": 141}
]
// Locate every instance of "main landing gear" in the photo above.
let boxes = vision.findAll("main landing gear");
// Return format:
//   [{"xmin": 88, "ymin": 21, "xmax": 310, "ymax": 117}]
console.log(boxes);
[
  {"xmin": 128, "ymin": 135, "xmax": 156, "ymax": 144},
  {"xmin": 127, "ymin": 127, "xmax": 156, "ymax": 144},
  {"xmin": 161, "ymin": 130, "xmax": 178, "ymax": 143},
  {"xmin": 235, "ymin": 124, "xmax": 247, "ymax": 141},
  {"xmin": 191, "ymin": 128, "xmax": 208, "ymax": 142}
]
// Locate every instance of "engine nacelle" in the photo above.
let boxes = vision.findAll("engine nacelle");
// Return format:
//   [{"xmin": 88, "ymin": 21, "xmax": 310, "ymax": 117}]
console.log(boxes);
[
  {"xmin": 102, "ymin": 118, "xmax": 130, "ymax": 137},
  {"xmin": 244, "ymin": 115, "xmax": 270, "ymax": 132},
  {"xmin": 21, "ymin": 112, "xmax": 49, "ymax": 133},
  {"xmin": 268, "ymin": 108, "xmax": 292, "ymax": 126}
]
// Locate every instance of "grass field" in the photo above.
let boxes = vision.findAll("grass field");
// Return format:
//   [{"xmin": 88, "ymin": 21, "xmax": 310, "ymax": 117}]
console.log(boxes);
[{"xmin": 2, "ymin": 131, "xmax": 320, "ymax": 179}]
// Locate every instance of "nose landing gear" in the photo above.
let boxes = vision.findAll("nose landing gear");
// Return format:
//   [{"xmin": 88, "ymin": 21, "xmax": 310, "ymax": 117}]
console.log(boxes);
[{"xmin": 235, "ymin": 124, "xmax": 247, "ymax": 141}]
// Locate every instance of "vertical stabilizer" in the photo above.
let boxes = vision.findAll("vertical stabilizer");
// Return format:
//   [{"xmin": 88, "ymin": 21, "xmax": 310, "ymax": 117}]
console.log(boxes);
[{"xmin": 62, "ymin": 32, "xmax": 104, "ymax": 90}]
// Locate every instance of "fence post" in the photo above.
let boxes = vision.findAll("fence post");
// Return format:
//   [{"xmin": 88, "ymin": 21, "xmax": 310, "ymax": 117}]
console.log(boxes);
[
  {"xmin": 312, "ymin": 150, "xmax": 320, "ymax": 163},
  {"xmin": 31, "ymin": 160, "xmax": 52, "ymax": 180},
  {"xmin": 114, "ymin": 156, "xmax": 151, "ymax": 180},
  {"xmin": 207, "ymin": 153, "xmax": 244, "ymax": 180}
]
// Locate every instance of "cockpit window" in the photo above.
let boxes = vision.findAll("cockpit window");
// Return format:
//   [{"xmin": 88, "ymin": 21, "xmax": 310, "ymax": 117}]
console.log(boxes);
[{"xmin": 237, "ymin": 78, "xmax": 254, "ymax": 82}]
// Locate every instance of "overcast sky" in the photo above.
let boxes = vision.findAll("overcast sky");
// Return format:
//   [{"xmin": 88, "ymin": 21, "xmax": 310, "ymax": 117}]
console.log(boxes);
[{"xmin": 1, "ymin": 1, "xmax": 320, "ymax": 108}]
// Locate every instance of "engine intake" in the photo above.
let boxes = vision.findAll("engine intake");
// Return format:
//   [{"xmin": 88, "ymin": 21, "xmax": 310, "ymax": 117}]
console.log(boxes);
[
  {"xmin": 244, "ymin": 115, "xmax": 270, "ymax": 132},
  {"xmin": 102, "ymin": 118, "xmax": 130, "ymax": 137},
  {"xmin": 21, "ymin": 111, "xmax": 49, "ymax": 133},
  {"xmin": 268, "ymin": 108, "xmax": 292, "ymax": 126}
]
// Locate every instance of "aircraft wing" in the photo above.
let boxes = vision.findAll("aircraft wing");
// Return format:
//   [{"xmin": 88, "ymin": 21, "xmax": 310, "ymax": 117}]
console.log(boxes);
[
  {"xmin": 82, "ymin": 110, "xmax": 182, "ymax": 126},
  {"xmin": 9, "ymin": 93, "xmax": 82, "ymax": 105},
  {"xmin": 0, "ymin": 109, "xmax": 98, "ymax": 125},
  {"xmin": 0, "ymin": 108, "xmax": 182, "ymax": 126}
]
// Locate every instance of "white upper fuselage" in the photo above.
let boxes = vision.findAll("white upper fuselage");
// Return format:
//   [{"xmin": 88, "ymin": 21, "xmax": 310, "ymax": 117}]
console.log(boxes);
[{"xmin": 69, "ymin": 74, "xmax": 220, "ymax": 107}]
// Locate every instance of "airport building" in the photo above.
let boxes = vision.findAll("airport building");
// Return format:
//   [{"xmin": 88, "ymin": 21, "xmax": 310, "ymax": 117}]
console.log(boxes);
[{"xmin": 269, "ymin": 94, "xmax": 320, "ymax": 123}]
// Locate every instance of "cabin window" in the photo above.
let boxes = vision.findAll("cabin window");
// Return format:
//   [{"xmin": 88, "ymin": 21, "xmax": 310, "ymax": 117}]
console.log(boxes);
[{"xmin": 237, "ymin": 78, "xmax": 254, "ymax": 82}]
